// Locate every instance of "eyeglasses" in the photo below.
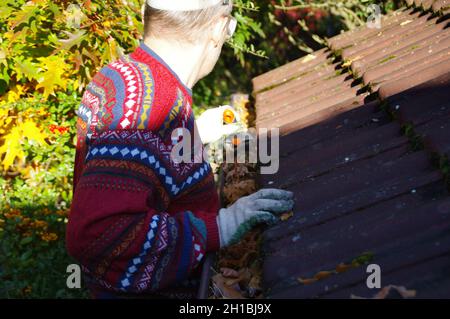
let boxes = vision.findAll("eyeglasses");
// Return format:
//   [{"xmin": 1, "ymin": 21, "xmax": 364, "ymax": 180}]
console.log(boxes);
[{"xmin": 226, "ymin": 16, "xmax": 237, "ymax": 40}]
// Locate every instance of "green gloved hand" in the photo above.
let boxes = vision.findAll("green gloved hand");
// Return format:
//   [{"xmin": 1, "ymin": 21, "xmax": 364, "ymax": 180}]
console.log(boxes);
[{"xmin": 216, "ymin": 188, "xmax": 294, "ymax": 247}]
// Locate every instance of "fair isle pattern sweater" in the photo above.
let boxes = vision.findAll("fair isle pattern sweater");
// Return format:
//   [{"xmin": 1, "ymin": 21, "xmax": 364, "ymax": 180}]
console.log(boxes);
[{"xmin": 66, "ymin": 42, "xmax": 220, "ymax": 298}]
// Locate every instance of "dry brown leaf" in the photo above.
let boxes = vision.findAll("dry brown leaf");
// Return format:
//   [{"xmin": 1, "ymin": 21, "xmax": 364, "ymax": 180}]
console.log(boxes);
[
  {"xmin": 336, "ymin": 263, "xmax": 353, "ymax": 273},
  {"xmin": 224, "ymin": 268, "xmax": 252, "ymax": 286},
  {"xmin": 247, "ymin": 275, "xmax": 262, "ymax": 298},
  {"xmin": 351, "ymin": 285, "xmax": 417, "ymax": 299},
  {"xmin": 222, "ymin": 251, "xmax": 258, "ymax": 269},
  {"xmin": 301, "ymin": 54, "xmax": 316, "ymax": 63},
  {"xmin": 298, "ymin": 270, "xmax": 334, "ymax": 285},
  {"xmin": 212, "ymin": 274, "xmax": 245, "ymax": 299},
  {"xmin": 373, "ymin": 285, "xmax": 417, "ymax": 299},
  {"xmin": 280, "ymin": 211, "xmax": 294, "ymax": 221},
  {"xmin": 224, "ymin": 164, "xmax": 256, "ymax": 184},
  {"xmin": 214, "ymin": 227, "xmax": 264, "ymax": 299},
  {"xmin": 297, "ymin": 277, "xmax": 318, "ymax": 285},
  {"xmin": 214, "ymin": 159, "xmax": 264, "ymax": 299},
  {"xmin": 223, "ymin": 179, "xmax": 257, "ymax": 204},
  {"xmin": 400, "ymin": 19, "xmax": 413, "ymax": 26},
  {"xmin": 314, "ymin": 271, "xmax": 333, "ymax": 280},
  {"xmin": 220, "ymin": 267, "xmax": 239, "ymax": 278},
  {"xmin": 217, "ymin": 229, "xmax": 261, "ymax": 269},
  {"xmin": 248, "ymin": 274, "xmax": 261, "ymax": 290}
]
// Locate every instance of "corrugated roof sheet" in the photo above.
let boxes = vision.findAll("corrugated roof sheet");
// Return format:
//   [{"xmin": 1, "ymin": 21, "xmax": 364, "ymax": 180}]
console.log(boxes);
[{"xmin": 252, "ymin": 4, "xmax": 450, "ymax": 298}]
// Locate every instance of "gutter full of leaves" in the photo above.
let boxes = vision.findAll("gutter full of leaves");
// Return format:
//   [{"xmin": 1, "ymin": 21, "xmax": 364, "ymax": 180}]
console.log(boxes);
[{"xmin": 198, "ymin": 94, "xmax": 288, "ymax": 299}]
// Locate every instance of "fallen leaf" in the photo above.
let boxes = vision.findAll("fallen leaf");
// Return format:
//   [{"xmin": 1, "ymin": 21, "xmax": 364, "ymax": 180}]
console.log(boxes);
[
  {"xmin": 220, "ymin": 267, "xmax": 239, "ymax": 278},
  {"xmin": 297, "ymin": 277, "xmax": 318, "ymax": 285},
  {"xmin": 248, "ymin": 274, "xmax": 261, "ymax": 290},
  {"xmin": 351, "ymin": 285, "xmax": 416, "ymax": 299},
  {"xmin": 400, "ymin": 19, "xmax": 413, "ymax": 26},
  {"xmin": 224, "ymin": 268, "xmax": 252, "ymax": 286},
  {"xmin": 223, "ymin": 179, "xmax": 256, "ymax": 204},
  {"xmin": 342, "ymin": 60, "xmax": 352, "ymax": 68},
  {"xmin": 224, "ymin": 164, "xmax": 252, "ymax": 183},
  {"xmin": 212, "ymin": 274, "xmax": 245, "ymax": 299},
  {"xmin": 302, "ymin": 54, "xmax": 316, "ymax": 63},
  {"xmin": 214, "ymin": 158, "xmax": 264, "ymax": 299},
  {"xmin": 280, "ymin": 211, "xmax": 294, "ymax": 221},
  {"xmin": 351, "ymin": 251, "xmax": 374, "ymax": 266},
  {"xmin": 335, "ymin": 263, "xmax": 353, "ymax": 273},
  {"xmin": 314, "ymin": 271, "xmax": 333, "ymax": 280},
  {"xmin": 373, "ymin": 285, "xmax": 416, "ymax": 299}
]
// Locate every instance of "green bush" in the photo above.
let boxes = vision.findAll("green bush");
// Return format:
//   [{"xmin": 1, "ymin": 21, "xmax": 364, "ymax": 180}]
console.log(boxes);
[{"xmin": 0, "ymin": 93, "xmax": 90, "ymax": 298}]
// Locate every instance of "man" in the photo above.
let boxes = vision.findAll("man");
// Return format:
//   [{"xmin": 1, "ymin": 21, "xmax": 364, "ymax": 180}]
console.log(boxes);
[{"xmin": 67, "ymin": 0, "xmax": 294, "ymax": 298}]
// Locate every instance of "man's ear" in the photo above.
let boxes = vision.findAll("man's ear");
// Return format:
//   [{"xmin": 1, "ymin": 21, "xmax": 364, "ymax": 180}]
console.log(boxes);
[{"xmin": 211, "ymin": 16, "xmax": 228, "ymax": 47}]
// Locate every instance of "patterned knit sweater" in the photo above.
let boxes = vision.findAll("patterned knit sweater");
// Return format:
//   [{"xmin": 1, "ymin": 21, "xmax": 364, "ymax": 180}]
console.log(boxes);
[{"xmin": 66, "ymin": 42, "xmax": 220, "ymax": 298}]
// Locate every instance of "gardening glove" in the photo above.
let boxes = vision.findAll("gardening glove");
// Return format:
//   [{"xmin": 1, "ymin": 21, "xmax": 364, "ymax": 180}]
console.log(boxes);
[
  {"xmin": 196, "ymin": 105, "xmax": 244, "ymax": 144},
  {"xmin": 216, "ymin": 188, "xmax": 295, "ymax": 247}
]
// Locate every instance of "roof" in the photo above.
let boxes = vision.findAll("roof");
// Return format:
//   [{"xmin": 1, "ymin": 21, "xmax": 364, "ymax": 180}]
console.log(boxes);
[{"xmin": 252, "ymin": 2, "xmax": 450, "ymax": 298}]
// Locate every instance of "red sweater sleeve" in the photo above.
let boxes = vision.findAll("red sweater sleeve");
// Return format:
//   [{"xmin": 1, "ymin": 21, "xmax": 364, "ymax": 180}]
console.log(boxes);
[{"xmin": 67, "ymin": 129, "xmax": 219, "ymax": 294}]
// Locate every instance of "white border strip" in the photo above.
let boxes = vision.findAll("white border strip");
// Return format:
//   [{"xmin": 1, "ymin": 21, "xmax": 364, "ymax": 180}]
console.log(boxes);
[{"xmin": 147, "ymin": 0, "xmax": 223, "ymax": 11}]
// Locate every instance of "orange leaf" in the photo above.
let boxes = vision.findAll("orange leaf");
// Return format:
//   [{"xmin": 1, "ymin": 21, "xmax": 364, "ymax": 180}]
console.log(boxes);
[
  {"xmin": 336, "ymin": 263, "xmax": 353, "ymax": 273},
  {"xmin": 314, "ymin": 271, "xmax": 333, "ymax": 280},
  {"xmin": 297, "ymin": 277, "xmax": 318, "ymax": 285},
  {"xmin": 280, "ymin": 211, "xmax": 294, "ymax": 221}
]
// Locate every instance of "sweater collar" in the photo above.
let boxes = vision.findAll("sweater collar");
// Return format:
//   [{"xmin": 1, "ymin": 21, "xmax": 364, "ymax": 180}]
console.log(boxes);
[{"xmin": 138, "ymin": 41, "xmax": 193, "ymax": 97}]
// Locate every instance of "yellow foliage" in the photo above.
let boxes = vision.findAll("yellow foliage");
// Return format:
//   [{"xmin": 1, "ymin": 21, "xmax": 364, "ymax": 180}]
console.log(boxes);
[
  {"xmin": 0, "ymin": 126, "xmax": 25, "ymax": 170},
  {"xmin": 0, "ymin": 48, "xmax": 6, "ymax": 67},
  {"xmin": 0, "ymin": 108, "xmax": 12, "ymax": 134},
  {"xmin": 21, "ymin": 120, "xmax": 48, "ymax": 145},
  {"xmin": 8, "ymin": 1, "xmax": 38, "ymax": 30},
  {"xmin": 41, "ymin": 232, "xmax": 58, "ymax": 242},
  {"xmin": 0, "ymin": 119, "xmax": 48, "ymax": 171},
  {"xmin": 1, "ymin": 85, "xmax": 27, "ymax": 104},
  {"xmin": 35, "ymin": 56, "xmax": 69, "ymax": 98}
]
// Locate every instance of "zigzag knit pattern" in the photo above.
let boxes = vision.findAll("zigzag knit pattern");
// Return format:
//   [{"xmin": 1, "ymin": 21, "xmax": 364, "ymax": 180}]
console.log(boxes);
[{"xmin": 67, "ymin": 42, "xmax": 220, "ymax": 298}]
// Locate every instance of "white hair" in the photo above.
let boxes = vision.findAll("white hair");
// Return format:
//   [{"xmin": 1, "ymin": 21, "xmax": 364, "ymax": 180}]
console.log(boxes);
[{"xmin": 143, "ymin": 0, "xmax": 233, "ymax": 42}]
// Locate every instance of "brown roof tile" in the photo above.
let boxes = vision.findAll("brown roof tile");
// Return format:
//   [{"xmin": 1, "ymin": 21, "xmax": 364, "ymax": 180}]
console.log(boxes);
[
  {"xmin": 252, "ymin": 2, "xmax": 450, "ymax": 298},
  {"xmin": 432, "ymin": 0, "xmax": 450, "ymax": 13},
  {"xmin": 252, "ymin": 48, "xmax": 330, "ymax": 93},
  {"xmin": 328, "ymin": 9, "xmax": 416, "ymax": 51}
]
